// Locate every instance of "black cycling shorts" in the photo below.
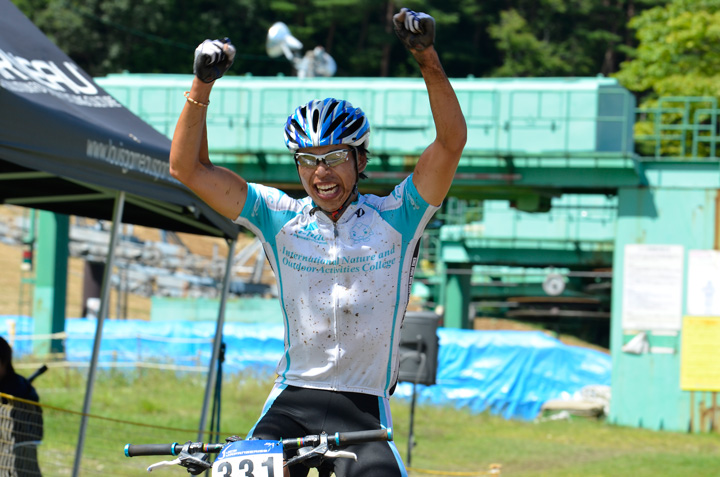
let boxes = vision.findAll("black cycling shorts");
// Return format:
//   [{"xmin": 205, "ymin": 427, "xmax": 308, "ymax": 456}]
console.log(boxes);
[{"xmin": 247, "ymin": 384, "xmax": 407, "ymax": 477}]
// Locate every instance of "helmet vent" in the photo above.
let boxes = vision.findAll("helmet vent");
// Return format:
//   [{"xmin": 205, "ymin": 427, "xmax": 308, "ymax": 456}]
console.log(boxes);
[
  {"xmin": 323, "ymin": 112, "xmax": 349, "ymax": 140},
  {"xmin": 337, "ymin": 117, "xmax": 362, "ymax": 140},
  {"xmin": 312, "ymin": 110, "xmax": 320, "ymax": 134},
  {"xmin": 326, "ymin": 100, "xmax": 340, "ymax": 116},
  {"xmin": 291, "ymin": 119, "xmax": 311, "ymax": 141}
]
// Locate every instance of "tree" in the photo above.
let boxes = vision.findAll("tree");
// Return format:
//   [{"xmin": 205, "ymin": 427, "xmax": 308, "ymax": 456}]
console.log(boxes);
[
  {"xmin": 12, "ymin": 0, "xmax": 291, "ymax": 77},
  {"xmin": 615, "ymin": 0, "xmax": 720, "ymax": 97},
  {"xmin": 614, "ymin": 0, "xmax": 720, "ymax": 157},
  {"xmin": 11, "ymin": 0, "xmax": 658, "ymax": 79},
  {"xmin": 487, "ymin": 0, "xmax": 654, "ymax": 78},
  {"xmin": 488, "ymin": 8, "xmax": 573, "ymax": 77}
]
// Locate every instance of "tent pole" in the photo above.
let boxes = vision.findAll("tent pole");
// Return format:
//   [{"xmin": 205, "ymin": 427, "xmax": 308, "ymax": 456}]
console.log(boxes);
[
  {"xmin": 198, "ymin": 238, "xmax": 236, "ymax": 441},
  {"xmin": 72, "ymin": 190, "xmax": 125, "ymax": 477}
]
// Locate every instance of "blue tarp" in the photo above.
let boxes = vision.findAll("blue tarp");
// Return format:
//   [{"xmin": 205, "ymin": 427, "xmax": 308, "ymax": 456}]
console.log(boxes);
[
  {"xmin": 393, "ymin": 328, "xmax": 611, "ymax": 420},
  {"xmin": 0, "ymin": 316, "xmax": 611, "ymax": 420}
]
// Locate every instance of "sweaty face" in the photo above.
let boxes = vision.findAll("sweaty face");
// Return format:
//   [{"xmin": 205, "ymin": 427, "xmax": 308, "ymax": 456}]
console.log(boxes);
[{"xmin": 296, "ymin": 145, "xmax": 365, "ymax": 215}]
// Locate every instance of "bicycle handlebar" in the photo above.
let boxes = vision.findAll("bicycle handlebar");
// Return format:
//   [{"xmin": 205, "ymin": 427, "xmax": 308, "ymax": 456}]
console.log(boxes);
[
  {"xmin": 282, "ymin": 428, "xmax": 393, "ymax": 450},
  {"xmin": 124, "ymin": 442, "xmax": 224, "ymax": 457},
  {"xmin": 124, "ymin": 428, "xmax": 393, "ymax": 457}
]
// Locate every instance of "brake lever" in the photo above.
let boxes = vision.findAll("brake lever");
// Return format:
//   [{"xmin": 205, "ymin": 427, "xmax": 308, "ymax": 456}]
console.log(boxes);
[
  {"xmin": 283, "ymin": 433, "xmax": 358, "ymax": 468},
  {"xmin": 284, "ymin": 443, "xmax": 328, "ymax": 467},
  {"xmin": 147, "ymin": 457, "xmax": 181, "ymax": 472},
  {"xmin": 324, "ymin": 449, "xmax": 357, "ymax": 460},
  {"xmin": 145, "ymin": 441, "xmax": 211, "ymax": 475}
]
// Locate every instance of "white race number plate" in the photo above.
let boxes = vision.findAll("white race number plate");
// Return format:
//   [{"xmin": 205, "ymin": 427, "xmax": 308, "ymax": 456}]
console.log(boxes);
[{"xmin": 212, "ymin": 440, "xmax": 283, "ymax": 477}]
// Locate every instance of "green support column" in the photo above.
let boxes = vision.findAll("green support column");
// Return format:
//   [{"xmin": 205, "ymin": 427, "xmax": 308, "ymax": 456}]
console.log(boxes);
[
  {"xmin": 438, "ymin": 226, "xmax": 473, "ymax": 329},
  {"xmin": 443, "ymin": 265, "xmax": 472, "ymax": 329},
  {"xmin": 33, "ymin": 211, "xmax": 69, "ymax": 356},
  {"xmin": 609, "ymin": 180, "xmax": 718, "ymax": 432}
]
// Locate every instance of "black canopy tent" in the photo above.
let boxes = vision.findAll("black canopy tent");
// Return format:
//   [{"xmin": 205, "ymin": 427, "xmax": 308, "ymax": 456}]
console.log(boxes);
[
  {"xmin": 0, "ymin": 9, "xmax": 236, "ymax": 238},
  {"xmin": 0, "ymin": 2, "xmax": 238, "ymax": 474}
]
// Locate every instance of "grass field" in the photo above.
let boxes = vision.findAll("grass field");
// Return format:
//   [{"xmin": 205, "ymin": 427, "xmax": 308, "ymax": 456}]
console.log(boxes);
[{"xmin": 19, "ymin": 365, "xmax": 720, "ymax": 477}]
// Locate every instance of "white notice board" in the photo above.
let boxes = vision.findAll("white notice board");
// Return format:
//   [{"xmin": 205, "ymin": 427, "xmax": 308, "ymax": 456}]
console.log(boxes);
[
  {"xmin": 622, "ymin": 244, "xmax": 684, "ymax": 331},
  {"xmin": 687, "ymin": 250, "xmax": 720, "ymax": 317}
]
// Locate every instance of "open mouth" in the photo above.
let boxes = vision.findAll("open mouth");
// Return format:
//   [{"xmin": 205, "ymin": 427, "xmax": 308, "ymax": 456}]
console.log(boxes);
[{"xmin": 315, "ymin": 183, "xmax": 340, "ymax": 199}]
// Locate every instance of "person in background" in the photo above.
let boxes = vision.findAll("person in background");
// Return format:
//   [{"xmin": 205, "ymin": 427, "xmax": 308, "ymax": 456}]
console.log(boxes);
[
  {"xmin": 0, "ymin": 338, "xmax": 39, "ymax": 402},
  {"xmin": 0, "ymin": 337, "xmax": 43, "ymax": 477}
]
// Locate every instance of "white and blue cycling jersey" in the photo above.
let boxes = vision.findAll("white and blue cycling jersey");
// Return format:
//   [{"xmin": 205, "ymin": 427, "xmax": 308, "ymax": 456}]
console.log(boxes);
[{"xmin": 234, "ymin": 175, "xmax": 439, "ymax": 398}]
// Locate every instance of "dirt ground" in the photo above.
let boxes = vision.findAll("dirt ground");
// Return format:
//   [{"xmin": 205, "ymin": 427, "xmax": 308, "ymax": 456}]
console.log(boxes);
[{"xmin": 473, "ymin": 316, "xmax": 609, "ymax": 353}]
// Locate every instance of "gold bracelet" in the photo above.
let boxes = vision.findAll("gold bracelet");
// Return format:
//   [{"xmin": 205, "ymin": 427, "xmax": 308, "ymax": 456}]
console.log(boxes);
[{"xmin": 184, "ymin": 91, "xmax": 209, "ymax": 108}]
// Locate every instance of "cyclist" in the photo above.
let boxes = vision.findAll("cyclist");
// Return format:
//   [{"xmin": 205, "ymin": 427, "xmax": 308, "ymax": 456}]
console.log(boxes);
[
  {"xmin": 170, "ymin": 8, "xmax": 466, "ymax": 476},
  {"xmin": 0, "ymin": 337, "xmax": 43, "ymax": 476}
]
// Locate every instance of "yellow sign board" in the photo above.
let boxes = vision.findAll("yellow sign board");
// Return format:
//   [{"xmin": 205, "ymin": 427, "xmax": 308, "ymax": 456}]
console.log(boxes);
[{"xmin": 680, "ymin": 316, "xmax": 720, "ymax": 391}]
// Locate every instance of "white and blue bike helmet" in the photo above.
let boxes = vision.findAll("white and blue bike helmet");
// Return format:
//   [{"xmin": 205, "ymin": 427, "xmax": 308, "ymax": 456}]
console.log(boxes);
[
  {"xmin": 284, "ymin": 98, "xmax": 371, "ymax": 218},
  {"xmin": 284, "ymin": 98, "xmax": 370, "ymax": 152}
]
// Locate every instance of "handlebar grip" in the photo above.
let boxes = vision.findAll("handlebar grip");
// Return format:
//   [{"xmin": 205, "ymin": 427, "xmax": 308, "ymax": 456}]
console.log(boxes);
[
  {"xmin": 124, "ymin": 443, "xmax": 180, "ymax": 457},
  {"xmin": 281, "ymin": 428, "xmax": 393, "ymax": 450},
  {"xmin": 334, "ymin": 428, "xmax": 393, "ymax": 446}
]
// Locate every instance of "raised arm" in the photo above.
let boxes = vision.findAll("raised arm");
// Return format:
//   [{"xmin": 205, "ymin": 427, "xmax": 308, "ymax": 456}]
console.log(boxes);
[
  {"xmin": 169, "ymin": 39, "xmax": 248, "ymax": 220},
  {"xmin": 393, "ymin": 9, "xmax": 467, "ymax": 206}
]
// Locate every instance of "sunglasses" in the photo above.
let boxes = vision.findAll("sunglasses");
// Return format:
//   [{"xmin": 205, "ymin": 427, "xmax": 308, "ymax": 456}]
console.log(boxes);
[{"xmin": 294, "ymin": 149, "xmax": 353, "ymax": 168}]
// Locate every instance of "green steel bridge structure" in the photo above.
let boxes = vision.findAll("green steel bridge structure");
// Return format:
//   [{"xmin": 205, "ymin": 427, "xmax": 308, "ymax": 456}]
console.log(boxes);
[
  {"xmin": 88, "ymin": 74, "xmax": 720, "ymax": 432},
  {"xmin": 94, "ymin": 74, "xmax": 717, "ymax": 325}
]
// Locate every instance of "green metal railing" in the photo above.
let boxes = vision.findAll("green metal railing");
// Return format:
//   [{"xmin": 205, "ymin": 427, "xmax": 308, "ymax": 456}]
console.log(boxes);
[{"xmin": 635, "ymin": 96, "xmax": 720, "ymax": 161}]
